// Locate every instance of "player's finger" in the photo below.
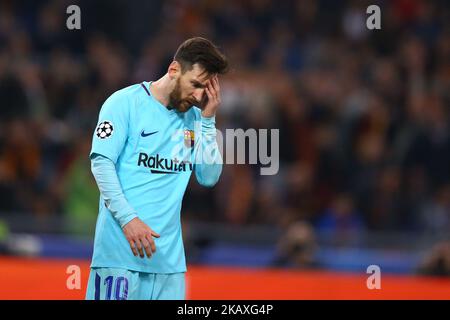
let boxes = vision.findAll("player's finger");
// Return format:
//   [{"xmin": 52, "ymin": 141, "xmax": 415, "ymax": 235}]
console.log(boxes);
[
  {"xmin": 141, "ymin": 238, "xmax": 153, "ymax": 258},
  {"xmin": 150, "ymin": 229, "xmax": 160, "ymax": 238},
  {"xmin": 205, "ymin": 86, "xmax": 213, "ymax": 100},
  {"xmin": 207, "ymin": 82, "xmax": 217, "ymax": 100},
  {"xmin": 129, "ymin": 240, "xmax": 138, "ymax": 256},
  {"xmin": 146, "ymin": 234, "xmax": 157, "ymax": 253},
  {"xmin": 212, "ymin": 75, "xmax": 220, "ymax": 93},
  {"xmin": 135, "ymin": 238, "xmax": 144, "ymax": 258},
  {"xmin": 208, "ymin": 80, "xmax": 217, "ymax": 96}
]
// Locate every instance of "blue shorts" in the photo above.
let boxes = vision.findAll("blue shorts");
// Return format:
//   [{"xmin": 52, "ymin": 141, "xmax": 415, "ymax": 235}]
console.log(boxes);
[{"xmin": 85, "ymin": 267, "xmax": 185, "ymax": 300}]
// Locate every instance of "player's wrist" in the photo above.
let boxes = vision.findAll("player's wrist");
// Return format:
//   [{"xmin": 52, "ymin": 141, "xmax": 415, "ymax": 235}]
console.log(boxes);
[{"xmin": 120, "ymin": 213, "xmax": 139, "ymax": 229}]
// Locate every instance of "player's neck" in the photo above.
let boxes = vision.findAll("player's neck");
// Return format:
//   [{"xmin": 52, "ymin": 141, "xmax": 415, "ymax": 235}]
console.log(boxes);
[{"xmin": 149, "ymin": 75, "xmax": 172, "ymax": 107}]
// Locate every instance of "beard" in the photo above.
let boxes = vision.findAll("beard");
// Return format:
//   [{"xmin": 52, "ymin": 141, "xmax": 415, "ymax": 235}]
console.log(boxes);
[{"xmin": 168, "ymin": 78, "xmax": 197, "ymax": 112}]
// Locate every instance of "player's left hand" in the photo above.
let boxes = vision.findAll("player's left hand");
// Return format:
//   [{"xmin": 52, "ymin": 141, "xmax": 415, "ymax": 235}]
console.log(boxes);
[{"xmin": 201, "ymin": 75, "xmax": 221, "ymax": 118}]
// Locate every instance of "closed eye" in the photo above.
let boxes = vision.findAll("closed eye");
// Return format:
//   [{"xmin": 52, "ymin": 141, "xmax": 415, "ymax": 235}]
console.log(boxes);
[{"xmin": 191, "ymin": 81, "xmax": 206, "ymax": 89}]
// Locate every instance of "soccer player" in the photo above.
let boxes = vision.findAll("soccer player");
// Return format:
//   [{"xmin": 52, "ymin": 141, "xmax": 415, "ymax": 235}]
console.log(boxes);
[{"xmin": 85, "ymin": 37, "xmax": 228, "ymax": 300}]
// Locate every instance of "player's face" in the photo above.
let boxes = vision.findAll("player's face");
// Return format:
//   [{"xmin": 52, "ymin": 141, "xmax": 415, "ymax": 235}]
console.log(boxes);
[{"xmin": 169, "ymin": 63, "xmax": 212, "ymax": 112}]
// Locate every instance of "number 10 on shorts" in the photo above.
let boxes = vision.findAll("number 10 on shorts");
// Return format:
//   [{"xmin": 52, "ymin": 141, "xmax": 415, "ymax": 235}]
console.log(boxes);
[{"xmin": 94, "ymin": 273, "xmax": 129, "ymax": 300}]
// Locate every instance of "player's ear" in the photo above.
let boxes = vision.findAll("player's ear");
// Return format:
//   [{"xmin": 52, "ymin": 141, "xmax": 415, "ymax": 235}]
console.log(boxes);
[{"xmin": 168, "ymin": 61, "xmax": 181, "ymax": 79}]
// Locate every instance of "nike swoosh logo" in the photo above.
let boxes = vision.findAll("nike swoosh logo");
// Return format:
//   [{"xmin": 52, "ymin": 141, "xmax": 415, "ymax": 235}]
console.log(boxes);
[{"xmin": 141, "ymin": 130, "xmax": 158, "ymax": 137}]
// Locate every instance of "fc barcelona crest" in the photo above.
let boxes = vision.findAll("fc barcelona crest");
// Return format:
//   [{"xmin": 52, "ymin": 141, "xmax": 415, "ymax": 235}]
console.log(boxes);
[{"xmin": 184, "ymin": 129, "xmax": 194, "ymax": 148}]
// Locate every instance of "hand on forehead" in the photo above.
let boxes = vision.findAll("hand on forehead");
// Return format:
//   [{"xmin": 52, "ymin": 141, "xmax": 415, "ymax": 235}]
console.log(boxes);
[{"xmin": 190, "ymin": 63, "xmax": 217, "ymax": 83}]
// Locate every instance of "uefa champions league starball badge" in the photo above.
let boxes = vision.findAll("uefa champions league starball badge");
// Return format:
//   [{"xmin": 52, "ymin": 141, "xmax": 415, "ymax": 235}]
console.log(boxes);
[{"xmin": 96, "ymin": 120, "xmax": 114, "ymax": 139}]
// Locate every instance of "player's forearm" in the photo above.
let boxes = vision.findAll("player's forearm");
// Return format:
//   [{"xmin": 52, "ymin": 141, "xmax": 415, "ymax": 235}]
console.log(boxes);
[
  {"xmin": 90, "ymin": 153, "xmax": 138, "ymax": 228},
  {"xmin": 195, "ymin": 116, "xmax": 223, "ymax": 187}
]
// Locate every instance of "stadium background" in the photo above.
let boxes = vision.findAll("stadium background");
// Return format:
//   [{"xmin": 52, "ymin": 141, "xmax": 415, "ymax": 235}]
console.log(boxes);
[{"xmin": 0, "ymin": 0, "xmax": 449, "ymax": 299}]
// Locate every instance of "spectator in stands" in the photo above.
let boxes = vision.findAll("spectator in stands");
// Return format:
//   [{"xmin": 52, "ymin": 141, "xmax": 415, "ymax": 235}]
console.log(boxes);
[
  {"xmin": 418, "ymin": 241, "xmax": 450, "ymax": 277},
  {"xmin": 315, "ymin": 193, "xmax": 366, "ymax": 245},
  {"xmin": 273, "ymin": 221, "xmax": 319, "ymax": 269}
]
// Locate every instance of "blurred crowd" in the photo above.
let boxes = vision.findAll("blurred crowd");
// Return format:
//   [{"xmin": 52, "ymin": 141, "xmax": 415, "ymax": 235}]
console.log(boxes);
[{"xmin": 0, "ymin": 0, "xmax": 449, "ymax": 243}]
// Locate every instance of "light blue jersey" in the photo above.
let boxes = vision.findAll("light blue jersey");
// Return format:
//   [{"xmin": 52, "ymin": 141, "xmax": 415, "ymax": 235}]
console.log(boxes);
[{"xmin": 89, "ymin": 81, "xmax": 222, "ymax": 273}]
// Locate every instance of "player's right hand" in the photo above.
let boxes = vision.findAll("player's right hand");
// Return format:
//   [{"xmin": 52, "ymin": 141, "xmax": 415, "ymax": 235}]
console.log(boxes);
[{"xmin": 122, "ymin": 217, "xmax": 160, "ymax": 259}]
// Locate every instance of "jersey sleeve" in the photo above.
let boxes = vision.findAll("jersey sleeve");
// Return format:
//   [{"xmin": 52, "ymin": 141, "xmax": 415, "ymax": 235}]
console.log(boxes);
[
  {"xmin": 90, "ymin": 154, "xmax": 138, "ymax": 228},
  {"xmin": 90, "ymin": 91, "xmax": 131, "ymax": 163},
  {"xmin": 194, "ymin": 114, "xmax": 223, "ymax": 187}
]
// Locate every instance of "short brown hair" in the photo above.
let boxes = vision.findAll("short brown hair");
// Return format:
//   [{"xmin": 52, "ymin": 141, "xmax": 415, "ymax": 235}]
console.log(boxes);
[{"xmin": 174, "ymin": 37, "xmax": 228, "ymax": 75}]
